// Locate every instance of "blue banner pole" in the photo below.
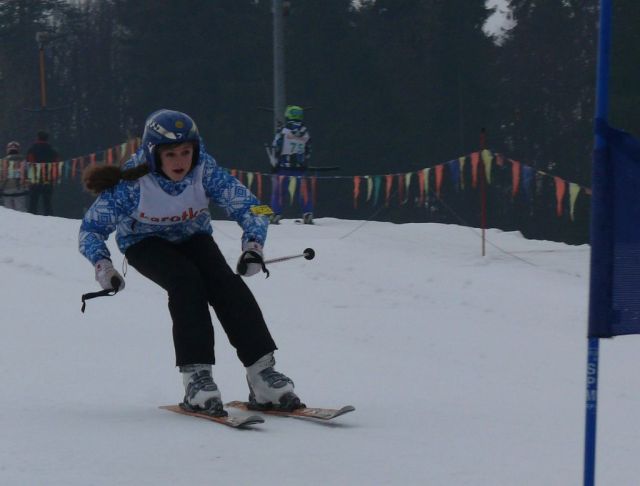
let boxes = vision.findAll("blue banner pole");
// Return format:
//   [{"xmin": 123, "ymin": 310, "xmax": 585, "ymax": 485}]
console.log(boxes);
[
  {"xmin": 584, "ymin": 0, "xmax": 612, "ymax": 484},
  {"xmin": 583, "ymin": 337, "xmax": 600, "ymax": 486}
]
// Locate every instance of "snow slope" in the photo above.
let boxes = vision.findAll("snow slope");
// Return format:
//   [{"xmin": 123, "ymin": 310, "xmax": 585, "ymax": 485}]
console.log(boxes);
[{"xmin": 1, "ymin": 207, "xmax": 638, "ymax": 485}]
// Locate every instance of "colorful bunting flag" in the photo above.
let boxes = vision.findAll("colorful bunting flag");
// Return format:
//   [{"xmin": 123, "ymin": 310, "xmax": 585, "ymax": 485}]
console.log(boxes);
[
  {"xmin": 554, "ymin": 176, "xmax": 567, "ymax": 217},
  {"xmin": 470, "ymin": 152, "xmax": 480, "ymax": 188},
  {"xmin": 511, "ymin": 160, "xmax": 521, "ymax": 198},
  {"xmin": 435, "ymin": 165, "xmax": 443, "ymax": 198},
  {"xmin": 353, "ymin": 176, "xmax": 361, "ymax": 208}
]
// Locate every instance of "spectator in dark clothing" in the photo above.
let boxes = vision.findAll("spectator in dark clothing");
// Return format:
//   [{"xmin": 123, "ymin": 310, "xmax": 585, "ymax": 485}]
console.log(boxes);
[{"xmin": 27, "ymin": 130, "xmax": 59, "ymax": 216}]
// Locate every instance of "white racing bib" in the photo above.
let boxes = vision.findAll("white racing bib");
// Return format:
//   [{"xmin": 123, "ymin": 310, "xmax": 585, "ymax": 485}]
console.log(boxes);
[
  {"xmin": 281, "ymin": 128, "xmax": 309, "ymax": 156},
  {"xmin": 133, "ymin": 163, "xmax": 209, "ymax": 226}
]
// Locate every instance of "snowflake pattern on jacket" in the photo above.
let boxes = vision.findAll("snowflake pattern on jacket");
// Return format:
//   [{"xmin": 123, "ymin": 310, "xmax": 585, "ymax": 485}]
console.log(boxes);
[{"xmin": 79, "ymin": 143, "xmax": 268, "ymax": 265}]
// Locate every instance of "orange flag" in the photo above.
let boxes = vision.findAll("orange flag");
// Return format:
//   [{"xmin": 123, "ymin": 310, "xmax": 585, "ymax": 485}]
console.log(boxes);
[
  {"xmin": 311, "ymin": 176, "xmax": 317, "ymax": 207},
  {"xmin": 470, "ymin": 152, "xmax": 480, "ymax": 188},
  {"xmin": 385, "ymin": 175, "xmax": 393, "ymax": 206},
  {"xmin": 256, "ymin": 172, "xmax": 263, "ymax": 200},
  {"xmin": 353, "ymin": 176, "xmax": 361, "ymax": 208},
  {"xmin": 297, "ymin": 177, "xmax": 306, "ymax": 206},
  {"xmin": 435, "ymin": 164, "xmax": 444, "ymax": 198},
  {"xmin": 554, "ymin": 176, "xmax": 566, "ymax": 217},
  {"xmin": 511, "ymin": 160, "xmax": 521, "ymax": 198}
]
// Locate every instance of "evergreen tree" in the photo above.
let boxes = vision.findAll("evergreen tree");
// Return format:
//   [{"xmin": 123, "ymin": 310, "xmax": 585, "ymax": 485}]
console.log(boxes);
[
  {"xmin": 494, "ymin": 0, "xmax": 598, "ymax": 186},
  {"xmin": 0, "ymin": 0, "xmax": 74, "ymax": 149},
  {"xmin": 354, "ymin": 0, "xmax": 497, "ymax": 172},
  {"xmin": 610, "ymin": 0, "xmax": 640, "ymax": 136},
  {"xmin": 111, "ymin": 0, "xmax": 271, "ymax": 167}
]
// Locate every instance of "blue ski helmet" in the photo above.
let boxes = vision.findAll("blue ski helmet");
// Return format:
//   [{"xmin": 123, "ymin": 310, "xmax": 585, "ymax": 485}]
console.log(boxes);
[{"xmin": 141, "ymin": 109, "xmax": 200, "ymax": 172}]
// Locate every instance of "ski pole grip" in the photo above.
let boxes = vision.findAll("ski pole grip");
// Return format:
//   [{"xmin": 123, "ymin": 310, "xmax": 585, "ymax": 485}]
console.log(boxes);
[{"xmin": 110, "ymin": 276, "xmax": 121, "ymax": 293}]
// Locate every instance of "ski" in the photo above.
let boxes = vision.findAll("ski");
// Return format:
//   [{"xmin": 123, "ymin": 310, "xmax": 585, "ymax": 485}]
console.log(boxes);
[
  {"xmin": 159, "ymin": 404, "xmax": 265, "ymax": 429},
  {"xmin": 225, "ymin": 401, "xmax": 355, "ymax": 421},
  {"xmin": 306, "ymin": 166, "xmax": 340, "ymax": 172}
]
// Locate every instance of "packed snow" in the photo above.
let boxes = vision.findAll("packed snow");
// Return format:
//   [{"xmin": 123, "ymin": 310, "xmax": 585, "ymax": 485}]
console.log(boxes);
[{"xmin": 1, "ymin": 207, "xmax": 639, "ymax": 485}]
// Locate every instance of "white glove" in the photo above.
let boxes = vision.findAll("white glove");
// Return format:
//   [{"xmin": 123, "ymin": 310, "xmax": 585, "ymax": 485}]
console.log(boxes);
[
  {"xmin": 95, "ymin": 259, "xmax": 125, "ymax": 292},
  {"xmin": 236, "ymin": 241, "xmax": 267, "ymax": 277}
]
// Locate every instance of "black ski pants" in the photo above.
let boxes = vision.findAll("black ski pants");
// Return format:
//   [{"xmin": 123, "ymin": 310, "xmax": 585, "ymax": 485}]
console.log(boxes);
[
  {"xmin": 28, "ymin": 183, "xmax": 53, "ymax": 216},
  {"xmin": 125, "ymin": 233, "xmax": 277, "ymax": 367}
]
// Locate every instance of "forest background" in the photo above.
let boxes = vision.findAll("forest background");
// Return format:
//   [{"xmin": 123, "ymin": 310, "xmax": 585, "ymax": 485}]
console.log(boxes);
[{"xmin": 0, "ymin": 0, "xmax": 637, "ymax": 242}]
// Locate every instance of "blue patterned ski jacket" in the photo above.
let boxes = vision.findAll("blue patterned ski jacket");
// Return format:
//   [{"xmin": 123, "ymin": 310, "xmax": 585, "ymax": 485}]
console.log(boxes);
[{"xmin": 78, "ymin": 143, "xmax": 268, "ymax": 265}]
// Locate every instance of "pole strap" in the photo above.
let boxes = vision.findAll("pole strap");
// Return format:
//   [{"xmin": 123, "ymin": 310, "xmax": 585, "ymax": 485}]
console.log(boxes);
[{"xmin": 81, "ymin": 288, "xmax": 117, "ymax": 313}]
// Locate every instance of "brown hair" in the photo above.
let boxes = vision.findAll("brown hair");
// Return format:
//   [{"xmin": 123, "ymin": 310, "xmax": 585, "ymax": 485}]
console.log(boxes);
[
  {"xmin": 83, "ymin": 163, "xmax": 151, "ymax": 195},
  {"xmin": 83, "ymin": 140, "xmax": 198, "ymax": 194}
]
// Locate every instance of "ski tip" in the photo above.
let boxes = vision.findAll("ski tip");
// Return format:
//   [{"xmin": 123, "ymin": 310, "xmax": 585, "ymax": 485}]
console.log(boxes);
[{"xmin": 159, "ymin": 405, "xmax": 179, "ymax": 411}]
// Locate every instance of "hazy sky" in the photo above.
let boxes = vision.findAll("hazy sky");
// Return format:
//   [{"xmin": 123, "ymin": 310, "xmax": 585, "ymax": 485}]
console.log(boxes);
[
  {"xmin": 351, "ymin": 1, "xmax": 515, "ymax": 42},
  {"xmin": 484, "ymin": 0, "xmax": 516, "ymax": 41}
]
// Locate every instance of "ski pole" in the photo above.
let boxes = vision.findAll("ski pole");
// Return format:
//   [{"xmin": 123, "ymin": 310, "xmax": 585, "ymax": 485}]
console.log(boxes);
[
  {"xmin": 237, "ymin": 248, "xmax": 315, "ymax": 276},
  {"xmin": 264, "ymin": 247, "xmax": 315, "ymax": 265}
]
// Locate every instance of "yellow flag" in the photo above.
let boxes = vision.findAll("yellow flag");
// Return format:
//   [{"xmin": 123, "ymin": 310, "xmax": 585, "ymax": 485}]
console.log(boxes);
[
  {"xmin": 481, "ymin": 149, "xmax": 493, "ymax": 184},
  {"xmin": 288, "ymin": 177, "xmax": 297, "ymax": 204},
  {"xmin": 569, "ymin": 183, "xmax": 581, "ymax": 221}
]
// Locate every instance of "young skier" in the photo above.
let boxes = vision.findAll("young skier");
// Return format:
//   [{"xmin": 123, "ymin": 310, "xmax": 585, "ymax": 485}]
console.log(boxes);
[
  {"xmin": 79, "ymin": 109, "xmax": 302, "ymax": 415},
  {"xmin": 270, "ymin": 105, "xmax": 314, "ymax": 224}
]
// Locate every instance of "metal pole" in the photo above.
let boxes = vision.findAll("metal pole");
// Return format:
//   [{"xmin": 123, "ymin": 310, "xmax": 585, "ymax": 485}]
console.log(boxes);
[
  {"xmin": 36, "ymin": 32, "xmax": 48, "ymax": 109},
  {"xmin": 583, "ymin": 337, "xmax": 600, "ymax": 486},
  {"xmin": 584, "ymin": 1, "xmax": 612, "ymax": 484},
  {"xmin": 273, "ymin": 0, "xmax": 286, "ymax": 133},
  {"xmin": 479, "ymin": 128, "xmax": 487, "ymax": 257}
]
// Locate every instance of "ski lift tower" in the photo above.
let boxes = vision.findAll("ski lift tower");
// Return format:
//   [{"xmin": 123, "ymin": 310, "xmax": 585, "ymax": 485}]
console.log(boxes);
[
  {"xmin": 24, "ymin": 31, "xmax": 70, "ymax": 116},
  {"xmin": 272, "ymin": 0, "xmax": 288, "ymax": 133}
]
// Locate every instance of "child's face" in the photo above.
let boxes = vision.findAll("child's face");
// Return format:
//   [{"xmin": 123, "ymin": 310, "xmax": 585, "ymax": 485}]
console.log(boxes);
[{"xmin": 158, "ymin": 142, "xmax": 194, "ymax": 181}]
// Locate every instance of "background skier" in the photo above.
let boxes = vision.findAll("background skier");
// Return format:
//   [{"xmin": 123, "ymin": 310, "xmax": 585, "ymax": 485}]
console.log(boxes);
[{"xmin": 270, "ymin": 105, "xmax": 314, "ymax": 224}]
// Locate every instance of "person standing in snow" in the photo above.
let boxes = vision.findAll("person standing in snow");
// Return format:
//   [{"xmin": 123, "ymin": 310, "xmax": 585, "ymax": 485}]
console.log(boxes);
[
  {"xmin": 1, "ymin": 141, "xmax": 29, "ymax": 212},
  {"xmin": 270, "ymin": 105, "xmax": 314, "ymax": 224},
  {"xmin": 79, "ymin": 109, "xmax": 303, "ymax": 415},
  {"xmin": 26, "ymin": 130, "xmax": 59, "ymax": 216}
]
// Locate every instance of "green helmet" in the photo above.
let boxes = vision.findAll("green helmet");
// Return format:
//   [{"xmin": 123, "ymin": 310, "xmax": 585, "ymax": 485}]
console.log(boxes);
[{"xmin": 284, "ymin": 105, "xmax": 304, "ymax": 121}]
